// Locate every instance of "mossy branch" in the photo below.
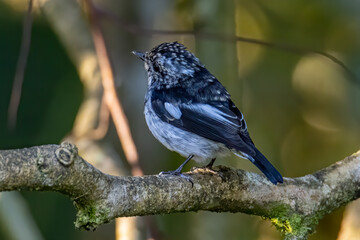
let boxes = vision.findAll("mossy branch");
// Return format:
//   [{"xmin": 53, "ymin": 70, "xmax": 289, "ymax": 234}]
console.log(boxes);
[{"xmin": 0, "ymin": 142, "xmax": 359, "ymax": 239}]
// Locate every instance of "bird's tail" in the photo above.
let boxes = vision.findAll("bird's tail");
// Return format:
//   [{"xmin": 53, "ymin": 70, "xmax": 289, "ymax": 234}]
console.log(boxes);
[
  {"xmin": 235, "ymin": 148, "xmax": 283, "ymax": 185},
  {"xmin": 251, "ymin": 148, "xmax": 283, "ymax": 184}
]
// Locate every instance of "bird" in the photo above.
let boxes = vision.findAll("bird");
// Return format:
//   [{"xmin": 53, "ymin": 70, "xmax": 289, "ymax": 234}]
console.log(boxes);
[{"xmin": 132, "ymin": 42, "xmax": 283, "ymax": 185}]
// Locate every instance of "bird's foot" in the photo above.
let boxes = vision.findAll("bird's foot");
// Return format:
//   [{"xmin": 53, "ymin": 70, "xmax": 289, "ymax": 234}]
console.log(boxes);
[
  {"xmin": 159, "ymin": 170, "xmax": 194, "ymax": 187},
  {"xmin": 191, "ymin": 166, "xmax": 225, "ymax": 181}
]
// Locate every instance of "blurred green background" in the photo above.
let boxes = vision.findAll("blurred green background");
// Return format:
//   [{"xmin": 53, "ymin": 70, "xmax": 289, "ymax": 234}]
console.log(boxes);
[{"xmin": 1, "ymin": 0, "xmax": 360, "ymax": 239}]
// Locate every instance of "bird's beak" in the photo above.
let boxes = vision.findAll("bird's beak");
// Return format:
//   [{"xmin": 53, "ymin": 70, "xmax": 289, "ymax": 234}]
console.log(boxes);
[{"xmin": 132, "ymin": 51, "xmax": 145, "ymax": 61}]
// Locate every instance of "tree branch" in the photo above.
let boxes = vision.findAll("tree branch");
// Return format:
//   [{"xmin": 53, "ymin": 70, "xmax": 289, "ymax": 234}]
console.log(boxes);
[{"xmin": 0, "ymin": 143, "xmax": 359, "ymax": 239}]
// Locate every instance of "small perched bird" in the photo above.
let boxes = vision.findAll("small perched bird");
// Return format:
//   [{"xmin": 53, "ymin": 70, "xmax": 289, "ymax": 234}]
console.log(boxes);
[{"xmin": 133, "ymin": 42, "xmax": 283, "ymax": 185}]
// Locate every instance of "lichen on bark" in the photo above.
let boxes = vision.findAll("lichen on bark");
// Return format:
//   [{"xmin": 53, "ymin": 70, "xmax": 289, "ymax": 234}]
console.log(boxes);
[{"xmin": 0, "ymin": 143, "xmax": 359, "ymax": 239}]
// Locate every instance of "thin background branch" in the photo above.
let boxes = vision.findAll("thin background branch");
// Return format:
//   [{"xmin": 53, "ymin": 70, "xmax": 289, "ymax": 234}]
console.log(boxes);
[
  {"xmin": 85, "ymin": 0, "xmax": 142, "ymax": 177},
  {"xmin": 85, "ymin": 95, "xmax": 110, "ymax": 140},
  {"xmin": 9, "ymin": 0, "xmax": 358, "ymax": 131},
  {"xmin": 7, "ymin": 0, "xmax": 33, "ymax": 130},
  {"xmin": 84, "ymin": 1, "xmax": 163, "ymax": 239},
  {"xmin": 8, "ymin": 1, "xmax": 359, "ymax": 239},
  {"xmin": 95, "ymin": 7, "xmax": 359, "ymax": 86}
]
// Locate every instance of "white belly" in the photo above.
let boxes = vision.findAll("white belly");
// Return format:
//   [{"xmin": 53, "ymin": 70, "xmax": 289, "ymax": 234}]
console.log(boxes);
[{"xmin": 144, "ymin": 100, "xmax": 230, "ymax": 163}]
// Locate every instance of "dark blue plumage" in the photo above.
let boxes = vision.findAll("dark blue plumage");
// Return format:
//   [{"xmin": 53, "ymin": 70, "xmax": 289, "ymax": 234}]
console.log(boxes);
[{"xmin": 133, "ymin": 42, "xmax": 283, "ymax": 185}]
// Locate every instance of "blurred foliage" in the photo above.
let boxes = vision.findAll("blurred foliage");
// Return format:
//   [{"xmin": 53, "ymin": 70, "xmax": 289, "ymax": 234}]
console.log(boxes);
[
  {"xmin": 0, "ymin": 2, "xmax": 85, "ymax": 240},
  {"xmin": 0, "ymin": 3, "xmax": 83, "ymax": 148},
  {"xmin": 1, "ymin": 0, "xmax": 360, "ymax": 239}
]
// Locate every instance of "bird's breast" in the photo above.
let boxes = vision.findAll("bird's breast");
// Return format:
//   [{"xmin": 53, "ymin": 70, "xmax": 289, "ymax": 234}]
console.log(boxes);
[{"xmin": 144, "ymin": 100, "xmax": 230, "ymax": 162}]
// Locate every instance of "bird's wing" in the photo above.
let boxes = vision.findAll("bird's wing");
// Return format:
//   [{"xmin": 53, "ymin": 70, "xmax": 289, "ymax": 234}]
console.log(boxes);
[{"xmin": 151, "ymin": 88, "xmax": 256, "ymax": 155}]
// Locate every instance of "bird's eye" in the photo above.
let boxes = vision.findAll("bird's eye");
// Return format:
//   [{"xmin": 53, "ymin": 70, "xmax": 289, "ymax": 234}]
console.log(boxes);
[{"xmin": 153, "ymin": 64, "xmax": 161, "ymax": 72}]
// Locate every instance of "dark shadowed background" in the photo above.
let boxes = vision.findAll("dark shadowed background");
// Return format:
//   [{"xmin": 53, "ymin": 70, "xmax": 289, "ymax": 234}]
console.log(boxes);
[{"xmin": 1, "ymin": 0, "xmax": 360, "ymax": 239}]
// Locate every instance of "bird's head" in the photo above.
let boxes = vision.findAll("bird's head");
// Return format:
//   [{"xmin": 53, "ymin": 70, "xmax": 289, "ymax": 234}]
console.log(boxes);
[{"xmin": 132, "ymin": 42, "xmax": 204, "ymax": 86}]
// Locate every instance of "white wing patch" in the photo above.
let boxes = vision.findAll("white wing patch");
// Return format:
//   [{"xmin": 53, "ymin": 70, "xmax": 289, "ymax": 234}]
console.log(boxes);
[
  {"xmin": 164, "ymin": 102, "xmax": 242, "ymax": 128},
  {"xmin": 164, "ymin": 102, "xmax": 182, "ymax": 119},
  {"xmin": 186, "ymin": 104, "xmax": 240, "ymax": 127}
]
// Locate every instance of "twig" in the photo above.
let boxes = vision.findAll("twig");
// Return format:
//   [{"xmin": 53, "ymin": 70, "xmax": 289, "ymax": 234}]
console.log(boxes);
[
  {"xmin": 337, "ymin": 200, "xmax": 360, "ymax": 240},
  {"xmin": 85, "ymin": 95, "xmax": 110, "ymax": 140},
  {"xmin": 84, "ymin": 1, "xmax": 162, "ymax": 238},
  {"xmin": 95, "ymin": 6, "xmax": 358, "ymax": 86},
  {"xmin": 85, "ymin": 0, "xmax": 142, "ymax": 177},
  {"xmin": 8, "ymin": 0, "xmax": 34, "ymax": 130},
  {"xmin": 0, "ymin": 192, "xmax": 44, "ymax": 240}
]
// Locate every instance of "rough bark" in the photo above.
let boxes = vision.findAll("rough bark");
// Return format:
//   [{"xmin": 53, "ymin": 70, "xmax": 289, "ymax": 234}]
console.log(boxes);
[{"xmin": 0, "ymin": 142, "xmax": 359, "ymax": 239}]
